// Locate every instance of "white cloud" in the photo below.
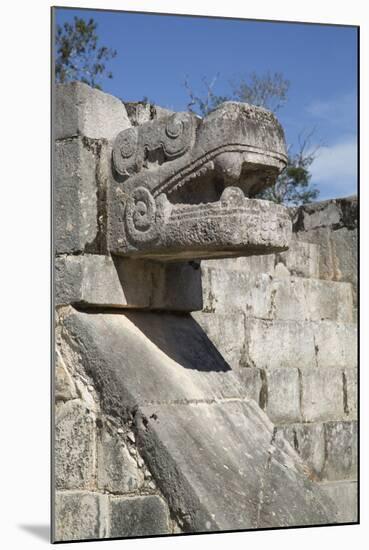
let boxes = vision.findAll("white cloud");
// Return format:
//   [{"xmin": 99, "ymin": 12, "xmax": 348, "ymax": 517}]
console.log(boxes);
[
  {"xmin": 306, "ymin": 92, "xmax": 357, "ymax": 132},
  {"xmin": 310, "ymin": 137, "xmax": 357, "ymax": 199},
  {"xmin": 307, "ymin": 91, "xmax": 356, "ymax": 118}
]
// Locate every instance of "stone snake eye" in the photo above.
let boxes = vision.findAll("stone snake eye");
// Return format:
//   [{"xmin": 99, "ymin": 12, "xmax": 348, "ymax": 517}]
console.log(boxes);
[
  {"xmin": 163, "ymin": 113, "xmax": 192, "ymax": 158},
  {"xmin": 165, "ymin": 115, "xmax": 183, "ymax": 139},
  {"xmin": 113, "ymin": 127, "xmax": 138, "ymax": 176}
]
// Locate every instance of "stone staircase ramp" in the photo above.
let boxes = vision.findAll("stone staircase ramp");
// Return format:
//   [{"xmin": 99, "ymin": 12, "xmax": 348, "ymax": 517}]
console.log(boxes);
[{"xmin": 60, "ymin": 308, "xmax": 338, "ymax": 532}]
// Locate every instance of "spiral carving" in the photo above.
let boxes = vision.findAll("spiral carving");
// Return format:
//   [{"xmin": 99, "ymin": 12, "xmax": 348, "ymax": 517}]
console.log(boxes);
[
  {"xmin": 113, "ymin": 127, "xmax": 138, "ymax": 176},
  {"xmin": 163, "ymin": 113, "xmax": 193, "ymax": 158},
  {"xmin": 125, "ymin": 187, "xmax": 160, "ymax": 244}
]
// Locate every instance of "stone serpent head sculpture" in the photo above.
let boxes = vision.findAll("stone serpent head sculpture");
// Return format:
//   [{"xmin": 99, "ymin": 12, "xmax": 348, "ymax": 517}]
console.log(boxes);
[{"xmin": 108, "ymin": 102, "xmax": 292, "ymax": 261}]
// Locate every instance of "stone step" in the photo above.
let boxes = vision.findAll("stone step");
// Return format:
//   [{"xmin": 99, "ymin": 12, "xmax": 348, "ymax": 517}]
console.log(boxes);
[
  {"xmin": 245, "ymin": 318, "xmax": 357, "ymax": 372},
  {"xmin": 318, "ymin": 480, "xmax": 358, "ymax": 523},
  {"xmin": 201, "ymin": 267, "xmax": 354, "ymax": 323},
  {"xmin": 193, "ymin": 313, "xmax": 357, "ymax": 372}
]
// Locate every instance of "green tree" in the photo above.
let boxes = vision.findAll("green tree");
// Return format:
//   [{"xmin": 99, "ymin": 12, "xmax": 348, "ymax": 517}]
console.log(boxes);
[
  {"xmin": 184, "ymin": 73, "xmax": 320, "ymax": 206},
  {"xmin": 55, "ymin": 16, "xmax": 117, "ymax": 90}
]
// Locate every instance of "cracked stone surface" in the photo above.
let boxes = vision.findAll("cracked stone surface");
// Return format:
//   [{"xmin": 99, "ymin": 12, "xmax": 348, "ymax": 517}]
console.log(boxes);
[{"xmin": 59, "ymin": 308, "xmax": 338, "ymax": 532}]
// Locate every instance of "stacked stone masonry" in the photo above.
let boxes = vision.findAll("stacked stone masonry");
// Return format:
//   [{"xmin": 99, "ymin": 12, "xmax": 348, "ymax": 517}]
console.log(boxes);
[
  {"xmin": 54, "ymin": 83, "xmax": 357, "ymax": 540},
  {"xmin": 195, "ymin": 196, "xmax": 358, "ymax": 522},
  {"xmin": 54, "ymin": 84, "xmax": 182, "ymax": 541},
  {"xmin": 54, "ymin": 324, "xmax": 179, "ymax": 541}
]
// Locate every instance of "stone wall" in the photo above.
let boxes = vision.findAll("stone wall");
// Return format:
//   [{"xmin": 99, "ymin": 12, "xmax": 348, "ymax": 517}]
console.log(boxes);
[
  {"xmin": 54, "ymin": 308, "xmax": 180, "ymax": 541},
  {"xmin": 53, "ymin": 84, "xmax": 182, "ymax": 541},
  {"xmin": 54, "ymin": 82, "xmax": 357, "ymax": 540},
  {"xmin": 195, "ymin": 196, "xmax": 358, "ymax": 522}
]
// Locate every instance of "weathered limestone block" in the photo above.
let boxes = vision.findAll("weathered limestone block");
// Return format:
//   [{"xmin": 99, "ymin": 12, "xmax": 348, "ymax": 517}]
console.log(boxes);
[
  {"xmin": 278, "ymin": 423, "xmax": 325, "ymax": 480},
  {"xmin": 322, "ymin": 421, "xmax": 358, "ymax": 481},
  {"xmin": 55, "ymin": 399, "xmax": 96, "ymax": 489},
  {"xmin": 277, "ymin": 239, "xmax": 320, "ymax": 279},
  {"xmin": 203, "ymin": 253, "xmax": 276, "ymax": 275},
  {"xmin": 54, "ymin": 491, "xmax": 109, "ymax": 542},
  {"xmin": 295, "ymin": 227, "xmax": 333, "ymax": 278},
  {"xmin": 330, "ymin": 227, "xmax": 357, "ymax": 299},
  {"xmin": 319, "ymin": 480, "xmax": 358, "ymax": 523},
  {"xmin": 191, "ymin": 311, "xmax": 245, "ymax": 370},
  {"xmin": 314, "ymin": 321, "xmax": 357, "ymax": 369},
  {"xmin": 242, "ymin": 319, "xmax": 356, "ymax": 370},
  {"xmin": 239, "ymin": 368, "xmax": 264, "ymax": 403},
  {"xmin": 55, "ymin": 81, "xmax": 131, "ymax": 140},
  {"xmin": 344, "ymin": 368, "xmax": 358, "ymax": 419},
  {"xmin": 299, "ymin": 200, "xmax": 343, "ymax": 230},
  {"xmin": 55, "ymin": 254, "xmax": 202, "ymax": 311},
  {"xmin": 54, "ymin": 138, "xmax": 98, "ymax": 254},
  {"xmin": 264, "ymin": 368, "xmax": 301, "ymax": 423},
  {"xmin": 300, "ymin": 368, "xmax": 344, "ymax": 422},
  {"xmin": 124, "ymin": 101, "xmax": 174, "ymax": 126},
  {"xmin": 97, "ymin": 425, "xmax": 144, "ymax": 493},
  {"xmin": 271, "ymin": 278, "xmax": 353, "ymax": 323},
  {"xmin": 293, "ymin": 196, "xmax": 357, "ymax": 305},
  {"xmin": 293, "ymin": 196, "xmax": 357, "ymax": 232},
  {"xmin": 55, "ymin": 349, "xmax": 77, "ymax": 402},
  {"xmin": 109, "ymin": 495, "xmax": 170, "ymax": 537},
  {"xmin": 295, "ymin": 227, "xmax": 357, "ymax": 305},
  {"xmin": 201, "ymin": 268, "xmax": 272, "ymax": 317},
  {"xmin": 201, "ymin": 267, "xmax": 353, "ymax": 322},
  {"xmin": 244, "ymin": 319, "xmax": 316, "ymax": 370}
]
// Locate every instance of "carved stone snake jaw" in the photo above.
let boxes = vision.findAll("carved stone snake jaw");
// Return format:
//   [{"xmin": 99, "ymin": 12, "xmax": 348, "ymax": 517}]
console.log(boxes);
[{"xmin": 108, "ymin": 101, "xmax": 292, "ymax": 261}]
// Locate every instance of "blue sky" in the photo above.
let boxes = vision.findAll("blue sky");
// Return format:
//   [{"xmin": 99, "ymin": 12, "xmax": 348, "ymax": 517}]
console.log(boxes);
[{"xmin": 55, "ymin": 8, "xmax": 358, "ymax": 200}]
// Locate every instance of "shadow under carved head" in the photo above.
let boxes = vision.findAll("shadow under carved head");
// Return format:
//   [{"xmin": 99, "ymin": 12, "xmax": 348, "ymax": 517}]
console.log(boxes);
[{"xmin": 108, "ymin": 101, "xmax": 292, "ymax": 261}]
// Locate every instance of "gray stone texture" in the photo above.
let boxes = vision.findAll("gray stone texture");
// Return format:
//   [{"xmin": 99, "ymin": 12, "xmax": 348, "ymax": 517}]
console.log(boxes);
[
  {"xmin": 300, "ymin": 368, "xmax": 344, "ymax": 422},
  {"xmin": 278, "ymin": 423, "xmax": 326, "ymax": 480},
  {"xmin": 124, "ymin": 101, "xmax": 174, "ymax": 126},
  {"xmin": 55, "ymin": 349, "xmax": 77, "ymax": 402},
  {"xmin": 54, "ymin": 137, "xmax": 98, "ymax": 254},
  {"xmin": 62, "ymin": 310, "xmax": 244, "ymax": 416},
  {"xmin": 97, "ymin": 424, "xmax": 144, "ymax": 493},
  {"xmin": 255, "ymin": 431, "xmax": 334, "ymax": 528},
  {"xmin": 238, "ymin": 368, "xmax": 264, "ymax": 403},
  {"xmin": 55, "ymin": 254, "xmax": 202, "ymax": 311},
  {"xmin": 319, "ymin": 481, "xmax": 358, "ymax": 523},
  {"xmin": 244, "ymin": 319, "xmax": 315, "ymax": 369},
  {"xmin": 314, "ymin": 321, "xmax": 357, "ymax": 369},
  {"xmin": 60, "ymin": 309, "xmax": 337, "ymax": 532},
  {"xmin": 242, "ymin": 319, "xmax": 356, "ymax": 370},
  {"xmin": 293, "ymin": 196, "xmax": 357, "ymax": 232},
  {"xmin": 203, "ymin": 252, "xmax": 276, "ymax": 275},
  {"xmin": 344, "ymin": 368, "xmax": 358, "ymax": 419},
  {"xmin": 54, "ymin": 78, "xmax": 356, "ymax": 535},
  {"xmin": 322, "ymin": 421, "xmax": 358, "ymax": 481},
  {"xmin": 277, "ymin": 239, "xmax": 320, "ymax": 279},
  {"xmin": 109, "ymin": 495, "xmax": 170, "ymax": 537},
  {"xmin": 55, "ymin": 399, "xmax": 96, "ymax": 489},
  {"xmin": 264, "ymin": 368, "xmax": 301, "ymax": 423},
  {"xmin": 54, "ymin": 491, "xmax": 109, "ymax": 541},
  {"xmin": 136, "ymin": 400, "xmax": 336, "ymax": 531},
  {"xmin": 55, "ymin": 81, "xmax": 131, "ymax": 140},
  {"xmin": 293, "ymin": 196, "xmax": 357, "ymax": 305},
  {"xmin": 191, "ymin": 311, "xmax": 244, "ymax": 370},
  {"xmin": 201, "ymin": 267, "xmax": 353, "ymax": 322}
]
